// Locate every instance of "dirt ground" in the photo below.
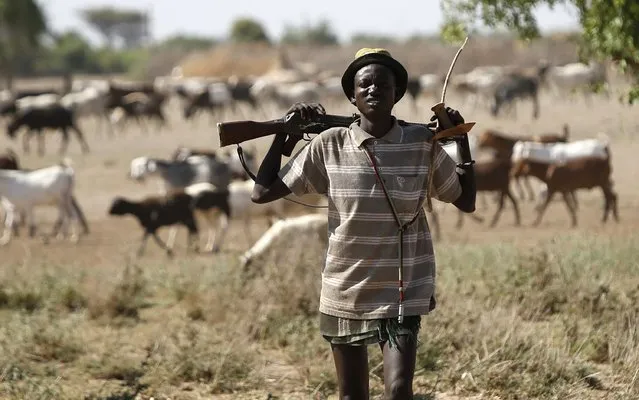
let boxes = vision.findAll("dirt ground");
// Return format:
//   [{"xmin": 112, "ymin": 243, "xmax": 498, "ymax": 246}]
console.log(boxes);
[{"xmin": 0, "ymin": 76, "xmax": 637, "ymax": 399}]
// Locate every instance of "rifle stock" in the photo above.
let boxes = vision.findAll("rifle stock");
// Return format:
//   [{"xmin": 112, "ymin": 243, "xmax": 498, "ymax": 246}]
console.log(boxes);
[{"xmin": 217, "ymin": 119, "xmax": 288, "ymax": 148}]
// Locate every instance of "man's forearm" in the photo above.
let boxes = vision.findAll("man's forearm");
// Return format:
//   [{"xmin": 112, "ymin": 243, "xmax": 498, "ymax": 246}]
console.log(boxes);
[
  {"xmin": 453, "ymin": 168, "xmax": 476, "ymax": 213},
  {"xmin": 254, "ymin": 133, "xmax": 288, "ymax": 187}
]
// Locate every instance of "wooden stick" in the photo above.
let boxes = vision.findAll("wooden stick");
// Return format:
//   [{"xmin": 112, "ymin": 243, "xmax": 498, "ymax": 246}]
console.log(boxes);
[
  {"xmin": 441, "ymin": 36, "xmax": 469, "ymax": 104},
  {"xmin": 425, "ymin": 36, "xmax": 470, "ymax": 213}
]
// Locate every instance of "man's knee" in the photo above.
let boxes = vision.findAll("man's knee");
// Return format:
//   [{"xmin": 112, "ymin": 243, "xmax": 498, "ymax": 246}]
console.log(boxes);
[{"xmin": 386, "ymin": 377, "xmax": 412, "ymax": 400}]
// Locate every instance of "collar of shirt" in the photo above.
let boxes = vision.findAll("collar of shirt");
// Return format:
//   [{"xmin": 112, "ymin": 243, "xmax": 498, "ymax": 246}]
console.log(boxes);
[{"xmin": 349, "ymin": 117, "xmax": 403, "ymax": 147}]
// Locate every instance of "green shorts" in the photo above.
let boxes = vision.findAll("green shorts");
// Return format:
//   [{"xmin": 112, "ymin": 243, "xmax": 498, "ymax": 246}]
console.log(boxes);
[{"xmin": 320, "ymin": 313, "xmax": 421, "ymax": 347}]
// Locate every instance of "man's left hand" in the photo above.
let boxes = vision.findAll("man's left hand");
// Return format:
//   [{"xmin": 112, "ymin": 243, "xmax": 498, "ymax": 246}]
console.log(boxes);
[{"xmin": 430, "ymin": 106, "xmax": 465, "ymax": 127}]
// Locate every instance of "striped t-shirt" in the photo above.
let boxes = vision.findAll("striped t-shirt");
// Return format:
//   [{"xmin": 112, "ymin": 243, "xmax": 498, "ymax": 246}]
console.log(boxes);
[{"xmin": 278, "ymin": 118, "xmax": 462, "ymax": 319}]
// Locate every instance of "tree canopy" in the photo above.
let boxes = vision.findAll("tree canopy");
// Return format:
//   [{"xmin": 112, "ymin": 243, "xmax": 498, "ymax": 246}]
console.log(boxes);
[
  {"xmin": 229, "ymin": 18, "xmax": 270, "ymax": 43},
  {"xmin": 80, "ymin": 6, "xmax": 149, "ymax": 48},
  {"xmin": 440, "ymin": 0, "xmax": 639, "ymax": 103},
  {"xmin": 0, "ymin": 0, "xmax": 48, "ymax": 87},
  {"xmin": 281, "ymin": 20, "xmax": 339, "ymax": 45}
]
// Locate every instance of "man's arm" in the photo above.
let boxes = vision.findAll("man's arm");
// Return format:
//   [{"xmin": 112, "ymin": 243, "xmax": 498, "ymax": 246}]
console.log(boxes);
[
  {"xmin": 251, "ymin": 133, "xmax": 292, "ymax": 204},
  {"xmin": 251, "ymin": 102, "xmax": 329, "ymax": 204},
  {"xmin": 432, "ymin": 107, "xmax": 476, "ymax": 213},
  {"xmin": 453, "ymin": 167, "xmax": 476, "ymax": 213}
]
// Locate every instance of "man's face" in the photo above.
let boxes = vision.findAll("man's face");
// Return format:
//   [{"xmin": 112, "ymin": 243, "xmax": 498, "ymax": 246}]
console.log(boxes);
[{"xmin": 351, "ymin": 64, "xmax": 396, "ymax": 118}]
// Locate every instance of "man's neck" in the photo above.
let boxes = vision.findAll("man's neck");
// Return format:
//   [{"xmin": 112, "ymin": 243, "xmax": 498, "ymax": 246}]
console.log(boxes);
[{"xmin": 359, "ymin": 115, "xmax": 394, "ymax": 139}]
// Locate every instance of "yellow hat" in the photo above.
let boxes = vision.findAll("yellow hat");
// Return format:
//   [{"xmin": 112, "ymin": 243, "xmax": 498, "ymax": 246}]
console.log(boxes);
[{"xmin": 341, "ymin": 47, "xmax": 408, "ymax": 102}]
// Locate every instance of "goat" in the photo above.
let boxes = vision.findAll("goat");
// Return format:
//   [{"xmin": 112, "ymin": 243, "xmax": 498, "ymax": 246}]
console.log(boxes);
[
  {"xmin": 511, "ymin": 136, "xmax": 609, "ymax": 165},
  {"xmin": 453, "ymin": 68, "xmax": 506, "ymax": 111},
  {"xmin": 0, "ymin": 149, "xmax": 21, "ymax": 236},
  {"xmin": 404, "ymin": 74, "xmax": 446, "ymax": 114},
  {"xmin": 178, "ymin": 82, "xmax": 237, "ymax": 121},
  {"xmin": 181, "ymin": 90, "xmax": 219, "ymax": 120},
  {"xmin": 476, "ymin": 127, "xmax": 569, "ymax": 201},
  {"xmin": 240, "ymin": 213, "xmax": 328, "ymax": 271},
  {"xmin": 6, "ymin": 104, "xmax": 90, "ymax": 156},
  {"xmin": 165, "ymin": 182, "xmax": 231, "ymax": 253},
  {"xmin": 250, "ymin": 79, "xmax": 320, "ymax": 111},
  {"xmin": 13, "ymin": 89, "xmax": 62, "ymax": 100},
  {"xmin": 60, "ymin": 86, "xmax": 112, "ymax": 137},
  {"xmin": 0, "ymin": 159, "xmax": 86, "ymax": 245},
  {"xmin": 512, "ymin": 136, "xmax": 608, "ymax": 210},
  {"xmin": 227, "ymin": 77, "xmax": 261, "ymax": 113},
  {"xmin": 171, "ymin": 146, "xmax": 257, "ymax": 181},
  {"xmin": 459, "ymin": 158, "xmax": 521, "ymax": 228},
  {"xmin": 490, "ymin": 64, "xmax": 550, "ymax": 119},
  {"xmin": 511, "ymin": 153, "xmax": 618, "ymax": 227},
  {"xmin": 491, "ymin": 74, "xmax": 539, "ymax": 119},
  {"xmin": 0, "ymin": 149, "xmax": 19, "ymax": 169},
  {"xmin": 171, "ymin": 178, "xmax": 286, "ymax": 252},
  {"xmin": 104, "ymin": 81, "xmax": 157, "ymax": 111},
  {"xmin": 129, "ymin": 155, "xmax": 232, "ymax": 193},
  {"xmin": 0, "ymin": 151, "xmax": 89, "ymax": 238},
  {"xmin": 546, "ymin": 62, "xmax": 609, "ymax": 101},
  {"xmin": 226, "ymin": 179, "xmax": 286, "ymax": 243},
  {"xmin": 107, "ymin": 192, "xmax": 200, "ymax": 257},
  {"xmin": 432, "ymin": 140, "xmax": 485, "ymax": 231},
  {"xmin": 110, "ymin": 92, "xmax": 168, "ymax": 133}
]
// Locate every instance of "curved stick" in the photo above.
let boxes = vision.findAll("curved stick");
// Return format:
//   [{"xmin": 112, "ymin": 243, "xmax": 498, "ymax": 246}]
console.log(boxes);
[
  {"xmin": 426, "ymin": 36, "xmax": 470, "ymax": 213},
  {"xmin": 441, "ymin": 36, "xmax": 469, "ymax": 104}
]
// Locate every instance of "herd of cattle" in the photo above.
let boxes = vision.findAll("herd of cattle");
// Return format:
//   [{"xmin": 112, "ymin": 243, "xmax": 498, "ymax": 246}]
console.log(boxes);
[{"xmin": 0, "ymin": 57, "xmax": 619, "ymax": 265}]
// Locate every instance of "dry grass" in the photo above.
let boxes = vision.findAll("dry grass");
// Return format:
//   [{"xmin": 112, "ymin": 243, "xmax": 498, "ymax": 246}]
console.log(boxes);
[
  {"xmin": 1, "ymin": 232, "xmax": 638, "ymax": 399},
  {"xmin": 1, "ymin": 40, "xmax": 639, "ymax": 399}
]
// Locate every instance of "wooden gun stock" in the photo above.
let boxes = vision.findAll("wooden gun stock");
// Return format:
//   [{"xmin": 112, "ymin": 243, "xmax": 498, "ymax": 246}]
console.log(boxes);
[
  {"xmin": 217, "ymin": 119, "xmax": 288, "ymax": 148},
  {"xmin": 217, "ymin": 112, "xmax": 360, "ymax": 156}
]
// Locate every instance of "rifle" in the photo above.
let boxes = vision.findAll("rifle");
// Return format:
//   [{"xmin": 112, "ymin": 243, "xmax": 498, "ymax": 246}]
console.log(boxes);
[
  {"xmin": 218, "ymin": 112, "xmax": 356, "ymax": 156},
  {"xmin": 217, "ymin": 111, "xmax": 465, "ymax": 157}
]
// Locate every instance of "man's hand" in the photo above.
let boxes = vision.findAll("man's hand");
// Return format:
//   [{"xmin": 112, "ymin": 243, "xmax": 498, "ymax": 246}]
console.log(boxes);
[
  {"xmin": 286, "ymin": 102, "xmax": 326, "ymax": 121},
  {"xmin": 429, "ymin": 106, "xmax": 465, "ymax": 128}
]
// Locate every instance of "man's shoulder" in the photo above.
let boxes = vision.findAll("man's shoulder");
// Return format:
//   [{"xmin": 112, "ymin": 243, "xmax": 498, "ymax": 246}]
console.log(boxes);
[
  {"xmin": 398, "ymin": 121, "xmax": 436, "ymax": 143},
  {"xmin": 313, "ymin": 126, "xmax": 350, "ymax": 143}
]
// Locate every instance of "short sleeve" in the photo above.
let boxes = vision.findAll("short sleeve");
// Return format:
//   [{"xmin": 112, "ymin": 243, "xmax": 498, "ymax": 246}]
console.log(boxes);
[
  {"xmin": 430, "ymin": 141, "xmax": 462, "ymax": 203},
  {"xmin": 278, "ymin": 136, "xmax": 328, "ymax": 196}
]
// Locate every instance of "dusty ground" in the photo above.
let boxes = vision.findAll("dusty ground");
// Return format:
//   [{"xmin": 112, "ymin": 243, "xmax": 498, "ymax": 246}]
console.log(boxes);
[{"xmin": 0, "ymin": 75, "xmax": 637, "ymax": 399}]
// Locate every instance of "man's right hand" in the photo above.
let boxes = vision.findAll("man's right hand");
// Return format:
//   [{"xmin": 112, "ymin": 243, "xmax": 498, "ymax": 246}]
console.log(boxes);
[{"xmin": 286, "ymin": 102, "xmax": 326, "ymax": 121}]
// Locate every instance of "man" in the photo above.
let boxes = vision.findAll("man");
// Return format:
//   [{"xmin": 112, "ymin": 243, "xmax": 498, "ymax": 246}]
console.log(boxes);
[{"xmin": 252, "ymin": 48, "xmax": 476, "ymax": 399}]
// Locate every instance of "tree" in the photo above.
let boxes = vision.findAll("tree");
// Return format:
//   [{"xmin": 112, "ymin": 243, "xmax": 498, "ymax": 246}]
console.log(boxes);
[
  {"xmin": 43, "ymin": 30, "xmax": 97, "ymax": 74},
  {"xmin": 350, "ymin": 33, "xmax": 395, "ymax": 46},
  {"xmin": 0, "ymin": 0, "xmax": 48, "ymax": 88},
  {"xmin": 229, "ymin": 17, "xmax": 270, "ymax": 43},
  {"xmin": 80, "ymin": 6, "xmax": 149, "ymax": 48},
  {"xmin": 440, "ymin": 0, "xmax": 639, "ymax": 103},
  {"xmin": 156, "ymin": 34, "xmax": 216, "ymax": 51},
  {"xmin": 281, "ymin": 20, "xmax": 339, "ymax": 45}
]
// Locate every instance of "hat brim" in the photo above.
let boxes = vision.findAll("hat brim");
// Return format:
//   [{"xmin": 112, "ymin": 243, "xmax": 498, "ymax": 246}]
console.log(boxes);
[{"xmin": 341, "ymin": 53, "xmax": 408, "ymax": 103}]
